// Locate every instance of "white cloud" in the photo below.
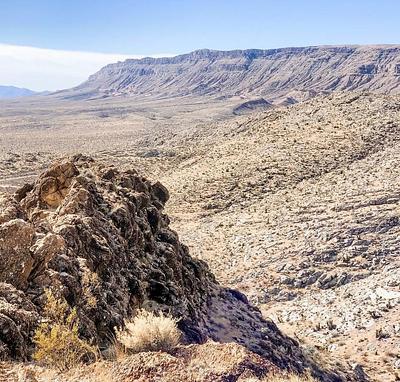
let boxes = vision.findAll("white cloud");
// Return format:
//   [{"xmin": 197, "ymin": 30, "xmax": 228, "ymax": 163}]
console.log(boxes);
[{"xmin": 0, "ymin": 43, "xmax": 172, "ymax": 91}]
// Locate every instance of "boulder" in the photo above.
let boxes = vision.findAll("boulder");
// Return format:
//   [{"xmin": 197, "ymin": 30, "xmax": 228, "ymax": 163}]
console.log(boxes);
[
  {"xmin": 0, "ymin": 282, "xmax": 38, "ymax": 359},
  {"xmin": 0, "ymin": 219, "xmax": 35, "ymax": 288}
]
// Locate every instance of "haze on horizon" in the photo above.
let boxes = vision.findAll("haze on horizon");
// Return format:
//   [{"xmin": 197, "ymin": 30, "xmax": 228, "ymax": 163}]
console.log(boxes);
[
  {"xmin": 1, "ymin": 0, "xmax": 399, "ymax": 91},
  {"xmin": 0, "ymin": 44, "xmax": 172, "ymax": 91}
]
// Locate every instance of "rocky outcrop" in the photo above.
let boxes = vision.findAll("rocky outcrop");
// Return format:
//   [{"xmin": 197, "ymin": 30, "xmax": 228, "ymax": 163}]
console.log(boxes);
[
  {"xmin": 0, "ymin": 156, "xmax": 365, "ymax": 380},
  {"xmin": 0, "ymin": 155, "xmax": 218, "ymax": 357},
  {"xmin": 0, "ymin": 283, "xmax": 38, "ymax": 360},
  {"xmin": 66, "ymin": 46, "xmax": 400, "ymax": 101}
]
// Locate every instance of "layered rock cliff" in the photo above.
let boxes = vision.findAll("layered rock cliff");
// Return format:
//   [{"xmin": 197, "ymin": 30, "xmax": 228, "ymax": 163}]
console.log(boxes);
[{"xmin": 70, "ymin": 46, "xmax": 400, "ymax": 101}]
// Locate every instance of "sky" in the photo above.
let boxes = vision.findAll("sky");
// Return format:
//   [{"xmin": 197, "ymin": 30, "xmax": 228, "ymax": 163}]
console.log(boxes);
[{"xmin": 0, "ymin": 0, "xmax": 399, "ymax": 91}]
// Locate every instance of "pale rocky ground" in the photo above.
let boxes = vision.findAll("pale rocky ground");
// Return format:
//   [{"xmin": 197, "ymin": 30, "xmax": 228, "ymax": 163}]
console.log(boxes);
[
  {"xmin": 154, "ymin": 93, "xmax": 400, "ymax": 381},
  {"xmin": 1, "ymin": 92, "xmax": 400, "ymax": 380}
]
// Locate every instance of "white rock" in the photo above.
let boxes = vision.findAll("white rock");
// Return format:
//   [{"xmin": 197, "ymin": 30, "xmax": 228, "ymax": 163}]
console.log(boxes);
[{"xmin": 376, "ymin": 287, "xmax": 400, "ymax": 300}]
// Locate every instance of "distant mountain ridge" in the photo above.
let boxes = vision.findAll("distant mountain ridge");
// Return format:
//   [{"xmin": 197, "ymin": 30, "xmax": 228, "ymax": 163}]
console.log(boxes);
[
  {"xmin": 68, "ymin": 45, "xmax": 400, "ymax": 102},
  {"xmin": 0, "ymin": 85, "xmax": 37, "ymax": 99}
]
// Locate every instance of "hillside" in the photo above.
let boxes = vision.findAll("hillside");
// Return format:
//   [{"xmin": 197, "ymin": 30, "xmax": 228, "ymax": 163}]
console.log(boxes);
[
  {"xmin": 86, "ymin": 91, "xmax": 400, "ymax": 381},
  {"xmin": 3, "ymin": 70, "xmax": 400, "ymax": 382},
  {"xmin": 0, "ymin": 85, "xmax": 37, "ymax": 99},
  {"xmin": 0, "ymin": 156, "xmax": 363, "ymax": 381},
  {"xmin": 2, "ymin": 92, "xmax": 400, "ymax": 380},
  {"xmin": 66, "ymin": 45, "xmax": 400, "ymax": 102}
]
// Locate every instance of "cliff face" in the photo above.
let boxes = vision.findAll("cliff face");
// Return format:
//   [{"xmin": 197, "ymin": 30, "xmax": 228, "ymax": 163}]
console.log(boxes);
[{"xmin": 74, "ymin": 46, "xmax": 400, "ymax": 101}]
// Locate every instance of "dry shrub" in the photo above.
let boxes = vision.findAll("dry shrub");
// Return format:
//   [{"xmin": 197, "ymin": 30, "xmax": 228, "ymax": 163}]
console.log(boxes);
[
  {"xmin": 33, "ymin": 290, "xmax": 98, "ymax": 371},
  {"xmin": 115, "ymin": 309, "xmax": 181, "ymax": 353}
]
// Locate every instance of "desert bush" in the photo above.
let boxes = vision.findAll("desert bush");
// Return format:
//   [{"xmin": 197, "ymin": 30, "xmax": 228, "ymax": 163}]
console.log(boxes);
[
  {"xmin": 33, "ymin": 290, "xmax": 97, "ymax": 371},
  {"xmin": 115, "ymin": 309, "xmax": 181, "ymax": 353}
]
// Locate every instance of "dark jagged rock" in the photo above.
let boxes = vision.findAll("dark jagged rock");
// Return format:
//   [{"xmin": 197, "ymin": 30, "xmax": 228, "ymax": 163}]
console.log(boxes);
[{"xmin": 1, "ymin": 157, "xmax": 216, "ymax": 351}]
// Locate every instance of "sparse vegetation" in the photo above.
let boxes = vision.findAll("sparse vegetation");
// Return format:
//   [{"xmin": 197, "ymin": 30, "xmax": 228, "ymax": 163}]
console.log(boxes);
[
  {"xmin": 33, "ymin": 290, "xmax": 97, "ymax": 371},
  {"xmin": 115, "ymin": 309, "xmax": 181, "ymax": 354}
]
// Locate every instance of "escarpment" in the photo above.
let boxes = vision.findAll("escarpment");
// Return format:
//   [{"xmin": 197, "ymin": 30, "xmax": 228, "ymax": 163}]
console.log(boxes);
[{"xmin": 68, "ymin": 46, "xmax": 400, "ymax": 101}]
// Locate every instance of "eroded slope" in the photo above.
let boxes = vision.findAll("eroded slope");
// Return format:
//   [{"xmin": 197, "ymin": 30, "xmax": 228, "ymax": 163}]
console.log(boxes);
[
  {"xmin": 145, "ymin": 93, "xmax": 400, "ymax": 381},
  {"xmin": 0, "ymin": 156, "xmax": 360, "ymax": 381}
]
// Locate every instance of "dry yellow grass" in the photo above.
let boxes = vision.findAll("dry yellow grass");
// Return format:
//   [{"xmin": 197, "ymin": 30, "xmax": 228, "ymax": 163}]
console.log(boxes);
[{"xmin": 115, "ymin": 309, "xmax": 181, "ymax": 353}]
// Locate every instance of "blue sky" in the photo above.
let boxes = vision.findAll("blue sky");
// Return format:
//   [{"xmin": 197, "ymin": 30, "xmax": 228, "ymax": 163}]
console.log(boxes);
[{"xmin": 0, "ymin": 0, "xmax": 399, "ymax": 90}]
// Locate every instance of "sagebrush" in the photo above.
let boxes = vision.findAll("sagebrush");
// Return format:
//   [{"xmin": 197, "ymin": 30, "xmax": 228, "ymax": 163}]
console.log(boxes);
[{"xmin": 115, "ymin": 309, "xmax": 181, "ymax": 353}]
